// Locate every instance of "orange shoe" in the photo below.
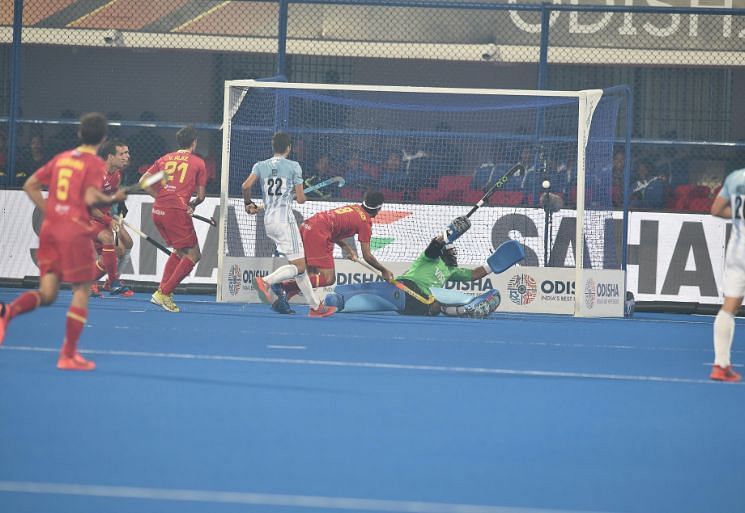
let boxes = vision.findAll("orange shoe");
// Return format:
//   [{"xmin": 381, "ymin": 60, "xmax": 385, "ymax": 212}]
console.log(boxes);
[
  {"xmin": 57, "ymin": 352, "xmax": 96, "ymax": 371},
  {"xmin": 309, "ymin": 302, "xmax": 337, "ymax": 318},
  {"xmin": 255, "ymin": 276, "xmax": 273, "ymax": 304},
  {"xmin": 0, "ymin": 302, "xmax": 8, "ymax": 345},
  {"xmin": 710, "ymin": 365, "xmax": 741, "ymax": 382},
  {"xmin": 90, "ymin": 283, "xmax": 102, "ymax": 298}
]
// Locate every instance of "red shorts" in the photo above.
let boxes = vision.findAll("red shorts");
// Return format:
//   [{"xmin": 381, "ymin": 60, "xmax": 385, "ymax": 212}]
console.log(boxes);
[
  {"xmin": 152, "ymin": 206, "xmax": 197, "ymax": 249},
  {"xmin": 37, "ymin": 221, "xmax": 98, "ymax": 283},
  {"xmin": 300, "ymin": 221, "xmax": 335, "ymax": 269}
]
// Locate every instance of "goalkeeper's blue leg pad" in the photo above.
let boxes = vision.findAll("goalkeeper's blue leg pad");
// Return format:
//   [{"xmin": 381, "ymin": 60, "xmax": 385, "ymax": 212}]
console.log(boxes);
[
  {"xmin": 487, "ymin": 240, "xmax": 525, "ymax": 274},
  {"xmin": 463, "ymin": 290, "xmax": 501, "ymax": 318},
  {"xmin": 324, "ymin": 292, "xmax": 345, "ymax": 311}
]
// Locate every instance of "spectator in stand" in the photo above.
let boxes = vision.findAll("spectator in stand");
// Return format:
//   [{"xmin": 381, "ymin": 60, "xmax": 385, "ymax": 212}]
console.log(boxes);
[
  {"xmin": 380, "ymin": 150, "xmax": 405, "ymax": 190},
  {"xmin": 305, "ymin": 152, "xmax": 338, "ymax": 199},
  {"xmin": 343, "ymin": 150, "xmax": 376, "ymax": 189},
  {"xmin": 16, "ymin": 133, "xmax": 50, "ymax": 187}
]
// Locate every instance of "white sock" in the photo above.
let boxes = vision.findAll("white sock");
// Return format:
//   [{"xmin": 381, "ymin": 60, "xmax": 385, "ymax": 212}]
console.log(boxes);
[
  {"xmin": 295, "ymin": 272, "xmax": 321, "ymax": 309},
  {"xmin": 713, "ymin": 310, "xmax": 735, "ymax": 368},
  {"xmin": 264, "ymin": 264, "xmax": 298, "ymax": 285},
  {"xmin": 118, "ymin": 250, "xmax": 132, "ymax": 273}
]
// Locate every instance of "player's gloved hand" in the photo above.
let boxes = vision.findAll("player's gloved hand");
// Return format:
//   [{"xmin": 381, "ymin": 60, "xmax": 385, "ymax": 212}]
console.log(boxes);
[
  {"xmin": 245, "ymin": 200, "xmax": 259, "ymax": 215},
  {"xmin": 111, "ymin": 200, "xmax": 128, "ymax": 218}
]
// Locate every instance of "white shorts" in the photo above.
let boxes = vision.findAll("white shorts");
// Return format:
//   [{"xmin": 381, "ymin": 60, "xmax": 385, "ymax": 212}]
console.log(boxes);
[
  {"xmin": 264, "ymin": 216, "xmax": 304, "ymax": 262},
  {"xmin": 722, "ymin": 247, "xmax": 745, "ymax": 298}
]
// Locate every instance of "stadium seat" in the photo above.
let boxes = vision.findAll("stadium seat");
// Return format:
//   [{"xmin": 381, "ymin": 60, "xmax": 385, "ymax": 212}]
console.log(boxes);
[
  {"xmin": 687, "ymin": 196, "xmax": 713, "ymax": 213},
  {"xmin": 417, "ymin": 188, "xmax": 443, "ymax": 203},
  {"xmin": 380, "ymin": 188, "xmax": 404, "ymax": 202},
  {"xmin": 437, "ymin": 175, "xmax": 471, "ymax": 202},
  {"xmin": 488, "ymin": 190, "xmax": 525, "ymax": 206},
  {"xmin": 339, "ymin": 187, "xmax": 365, "ymax": 201},
  {"xmin": 668, "ymin": 184, "xmax": 712, "ymax": 211}
]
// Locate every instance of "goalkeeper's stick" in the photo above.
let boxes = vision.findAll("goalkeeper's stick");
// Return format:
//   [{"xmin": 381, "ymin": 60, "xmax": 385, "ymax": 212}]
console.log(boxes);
[
  {"xmin": 446, "ymin": 163, "xmax": 524, "ymax": 243},
  {"xmin": 465, "ymin": 162, "xmax": 524, "ymax": 218},
  {"xmin": 354, "ymin": 259, "xmax": 435, "ymax": 305},
  {"xmin": 121, "ymin": 170, "xmax": 165, "ymax": 194},
  {"xmin": 120, "ymin": 219, "xmax": 172, "ymax": 256},
  {"xmin": 303, "ymin": 176, "xmax": 346, "ymax": 194},
  {"xmin": 191, "ymin": 213, "xmax": 217, "ymax": 227}
]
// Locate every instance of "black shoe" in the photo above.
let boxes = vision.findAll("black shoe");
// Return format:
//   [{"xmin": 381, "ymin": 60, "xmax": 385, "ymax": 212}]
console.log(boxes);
[{"xmin": 271, "ymin": 298, "xmax": 295, "ymax": 315}]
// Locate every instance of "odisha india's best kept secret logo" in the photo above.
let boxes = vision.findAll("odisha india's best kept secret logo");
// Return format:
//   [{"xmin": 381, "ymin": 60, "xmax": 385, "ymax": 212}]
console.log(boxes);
[
  {"xmin": 507, "ymin": 273, "xmax": 537, "ymax": 305},
  {"xmin": 228, "ymin": 264, "xmax": 242, "ymax": 296},
  {"xmin": 584, "ymin": 278, "xmax": 596, "ymax": 309}
]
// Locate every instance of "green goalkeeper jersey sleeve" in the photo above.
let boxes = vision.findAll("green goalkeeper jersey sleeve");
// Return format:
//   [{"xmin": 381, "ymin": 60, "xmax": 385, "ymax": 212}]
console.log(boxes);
[{"xmin": 397, "ymin": 253, "xmax": 473, "ymax": 295}]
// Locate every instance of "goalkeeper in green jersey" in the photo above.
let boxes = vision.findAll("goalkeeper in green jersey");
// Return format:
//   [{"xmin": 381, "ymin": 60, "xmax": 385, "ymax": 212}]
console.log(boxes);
[
  {"xmin": 395, "ymin": 235, "xmax": 500, "ymax": 317},
  {"xmin": 324, "ymin": 233, "xmax": 523, "ymax": 318}
]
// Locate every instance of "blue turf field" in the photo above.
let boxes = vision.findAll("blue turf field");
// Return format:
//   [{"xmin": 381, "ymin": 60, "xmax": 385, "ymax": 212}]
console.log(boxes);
[{"xmin": 1, "ymin": 287, "xmax": 744, "ymax": 513}]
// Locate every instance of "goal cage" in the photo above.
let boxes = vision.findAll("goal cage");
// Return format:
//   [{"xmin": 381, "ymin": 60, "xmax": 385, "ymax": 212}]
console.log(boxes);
[{"xmin": 217, "ymin": 80, "xmax": 629, "ymax": 317}]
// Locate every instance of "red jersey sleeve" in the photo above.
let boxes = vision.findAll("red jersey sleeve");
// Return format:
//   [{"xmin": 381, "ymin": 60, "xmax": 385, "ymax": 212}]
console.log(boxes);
[
  {"xmin": 33, "ymin": 158, "xmax": 56, "ymax": 187},
  {"xmin": 356, "ymin": 216, "xmax": 373, "ymax": 244}
]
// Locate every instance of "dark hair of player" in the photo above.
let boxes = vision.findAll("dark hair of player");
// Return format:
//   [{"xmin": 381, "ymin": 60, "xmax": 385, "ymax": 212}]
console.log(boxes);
[
  {"xmin": 177, "ymin": 125, "xmax": 198, "ymax": 149},
  {"xmin": 78, "ymin": 112, "xmax": 108, "ymax": 145},
  {"xmin": 272, "ymin": 132, "xmax": 291, "ymax": 154},
  {"xmin": 98, "ymin": 139, "xmax": 127, "ymax": 159},
  {"xmin": 362, "ymin": 190, "xmax": 384, "ymax": 217}
]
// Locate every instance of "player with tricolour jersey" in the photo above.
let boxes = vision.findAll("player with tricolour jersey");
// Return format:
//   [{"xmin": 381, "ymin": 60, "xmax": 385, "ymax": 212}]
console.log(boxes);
[
  {"xmin": 242, "ymin": 132, "xmax": 335, "ymax": 318},
  {"xmin": 710, "ymin": 167, "xmax": 745, "ymax": 381}
]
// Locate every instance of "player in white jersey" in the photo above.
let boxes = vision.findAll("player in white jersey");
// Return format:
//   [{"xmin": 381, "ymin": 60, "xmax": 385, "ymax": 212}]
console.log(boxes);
[
  {"xmin": 709, "ymin": 167, "xmax": 745, "ymax": 381},
  {"xmin": 241, "ymin": 132, "xmax": 335, "ymax": 318}
]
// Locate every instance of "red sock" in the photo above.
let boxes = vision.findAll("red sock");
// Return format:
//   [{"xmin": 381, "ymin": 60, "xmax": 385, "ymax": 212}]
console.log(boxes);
[
  {"xmin": 283, "ymin": 273, "xmax": 331, "ymax": 300},
  {"xmin": 101, "ymin": 244, "xmax": 118, "ymax": 283},
  {"xmin": 160, "ymin": 253, "xmax": 182, "ymax": 290},
  {"xmin": 8, "ymin": 291, "xmax": 42, "ymax": 320},
  {"xmin": 160, "ymin": 257, "xmax": 195, "ymax": 295},
  {"xmin": 94, "ymin": 259, "xmax": 106, "ymax": 281},
  {"xmin": 61, "ymin": 306, "xmax": 87, "ymax": 358}
]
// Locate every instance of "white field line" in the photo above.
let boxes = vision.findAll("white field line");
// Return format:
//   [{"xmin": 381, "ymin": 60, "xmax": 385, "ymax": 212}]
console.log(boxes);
[
  {"xmin": 0, "ymin": 480, "xmax": 613, "ymax": 513},
  {"xmin": 2, "ymin": 345, "xmax": 743, "ymax": 386}
]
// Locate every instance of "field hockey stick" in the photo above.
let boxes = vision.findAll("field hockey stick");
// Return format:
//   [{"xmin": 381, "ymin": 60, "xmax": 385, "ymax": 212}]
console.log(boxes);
[
  {"xmin": 303, "ymin": 176, "xmax": 346, "ymax": 194},
  {"xmin": 191, "ymin": 213, "xmax": 217, "ymax": 227},
  {"xmin": 120, "ymin": 219, "xmax": 172, "ymax": 256},
  {"xmin": 446, "ymin": 163, "xmax": 525, "ymax": 243},
  {"xmin": 121, "ymin": 170, "xmax": 165, "ymax": 194},
  {"xmin": 354, "ymin": 258, "xmax": 435, "ymax": 305}
]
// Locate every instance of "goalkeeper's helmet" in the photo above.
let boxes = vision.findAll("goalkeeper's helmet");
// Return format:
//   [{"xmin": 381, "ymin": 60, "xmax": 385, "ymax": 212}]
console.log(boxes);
[{"xmin": 442, "ymin": 243, "xmax": 458, "ymax": 267}]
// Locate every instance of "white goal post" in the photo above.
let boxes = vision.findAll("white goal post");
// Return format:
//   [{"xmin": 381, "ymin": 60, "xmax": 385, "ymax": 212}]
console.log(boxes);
[{"xmin": 217, "ymin": 80, "xmax": 628, "ymax": 317}]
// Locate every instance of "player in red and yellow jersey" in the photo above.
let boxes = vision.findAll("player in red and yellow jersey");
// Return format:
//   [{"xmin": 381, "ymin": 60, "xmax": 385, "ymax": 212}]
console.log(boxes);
[
  {"xmin": 142, "ymin": 125, "xmax": 206, "ymax": 312},
  {"xmin": 276, "ymin": 191, "xmax": 394, "ymax": 312},
  {"xmin": 0, "ymin": 113, "xmax": 128, "ymax": 370},
  {"xmin": 89, "ymin": 139, "xmax": 134, "ymax": 297}
]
